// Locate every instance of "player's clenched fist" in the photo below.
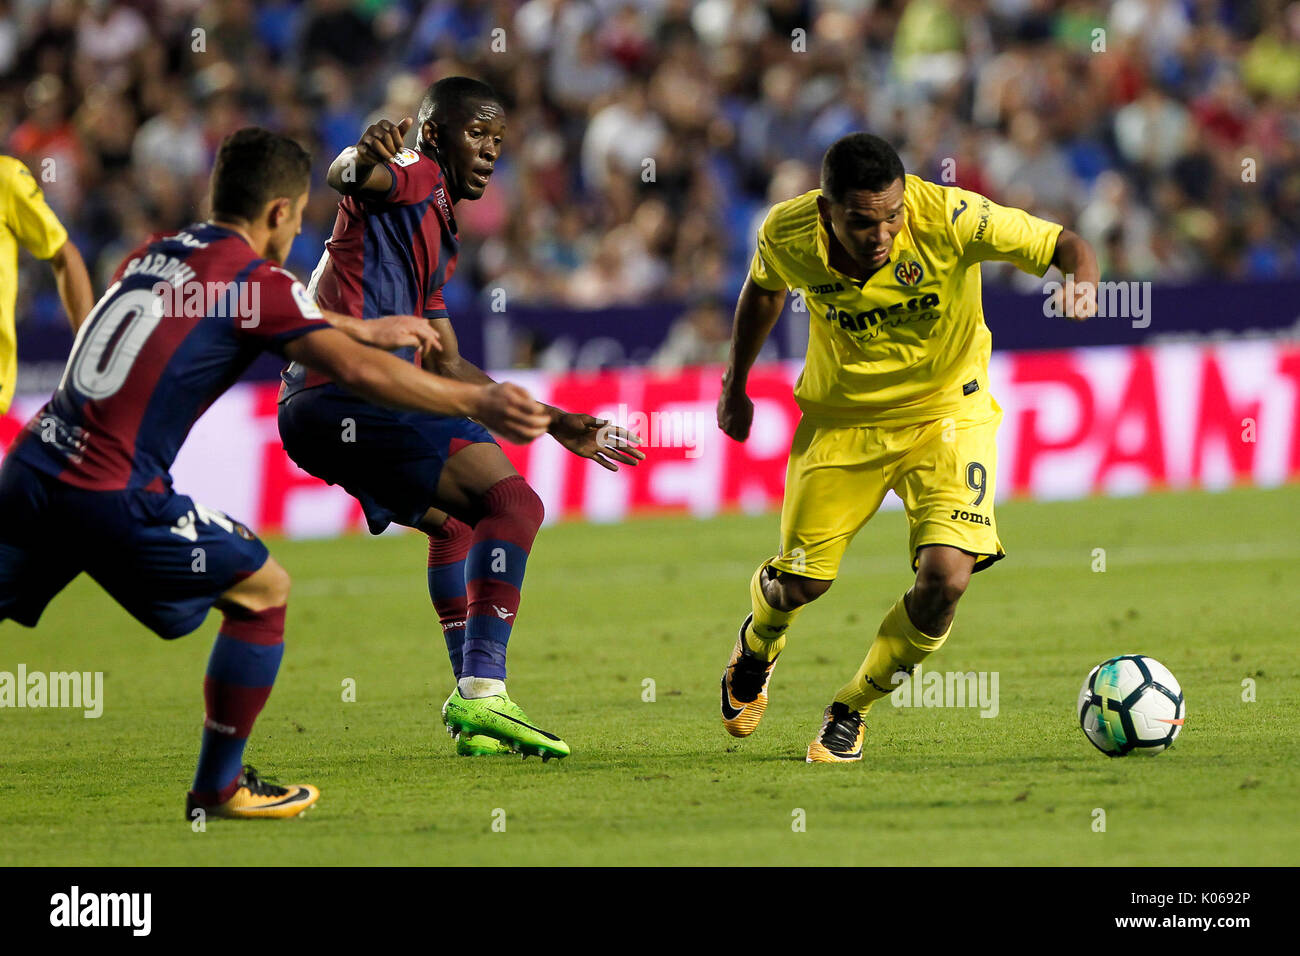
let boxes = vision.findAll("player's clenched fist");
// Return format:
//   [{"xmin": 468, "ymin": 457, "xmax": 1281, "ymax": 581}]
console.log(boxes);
[
  {"xmin": 1065, "ymin": 280, "xmax": 1097, "ymax": 321},
  {"xmin": 1047, "ymin": 278, "xmax": 1098, "ymax": 321},
  {"xmin": 355, "ymin": 117, "xmax": 414, "ymax": 166},
  {"xmin": 717, "ymin": 384, "xmax": 754, "ymax": 442},
  {"xmin": 472, "ymin": 382, "xmax": 552, "ymax": 444}
]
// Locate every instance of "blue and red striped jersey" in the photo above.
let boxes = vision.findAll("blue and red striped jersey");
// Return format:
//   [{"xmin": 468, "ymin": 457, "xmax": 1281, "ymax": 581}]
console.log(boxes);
[
  {"xmin": 10, "ymin": 222, "xmax": 327, "ymax": 492},
  {"xmin": 280, "ymin": 147, "xmax": 460, "ymax": 397}
]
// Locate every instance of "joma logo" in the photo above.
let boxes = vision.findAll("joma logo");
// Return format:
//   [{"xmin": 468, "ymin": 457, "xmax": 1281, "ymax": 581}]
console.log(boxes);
[{"xmin": 974, "ymin": 197, "xmax": 991, "ymax": 241}]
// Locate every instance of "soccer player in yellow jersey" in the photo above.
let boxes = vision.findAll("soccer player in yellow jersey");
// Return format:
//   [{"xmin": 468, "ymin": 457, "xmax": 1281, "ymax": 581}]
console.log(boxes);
[
  {"xmin": 0, "ymin": 155, "xmax": 94, "ymax": 413},
  {"xmin": 716, "ymin": 133, "xmax": 1099, "ymax": 762}
]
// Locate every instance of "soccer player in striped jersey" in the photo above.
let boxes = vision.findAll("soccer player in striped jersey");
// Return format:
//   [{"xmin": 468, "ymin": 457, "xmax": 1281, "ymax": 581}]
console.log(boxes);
[
  {"xmin": 278, "ymin": 77, "xmax": 642, "ymax": 761},
  {"xmin": 717, "ymin": 133, "xmax": 1099, "ymax": 761},
  {"xmin": 0, "ymin": 128, "xmax": 550, "ymax": 818}
]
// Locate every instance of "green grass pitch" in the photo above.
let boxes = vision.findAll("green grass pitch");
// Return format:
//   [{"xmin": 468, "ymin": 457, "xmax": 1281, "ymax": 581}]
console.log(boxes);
[{"xmin": 1, "ymin": 484, "xmax": 1296, "ymax": 866}]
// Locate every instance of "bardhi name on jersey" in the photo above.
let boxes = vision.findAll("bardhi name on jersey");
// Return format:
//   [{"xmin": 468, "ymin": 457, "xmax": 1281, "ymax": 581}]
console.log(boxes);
[{"xmin": 11, "ymin": 222, "xmax": 325, "ymax": 492}]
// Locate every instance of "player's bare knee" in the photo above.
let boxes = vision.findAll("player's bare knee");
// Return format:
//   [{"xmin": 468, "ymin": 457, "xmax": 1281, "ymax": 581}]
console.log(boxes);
[
  {"xmin": 916, "ymin": 547, "xmax": 974, "ymax": 605},
  {"xmin": 264, "ymin": 561, "xmax": 292, "ymax": 607},
  {"xmin": 774, "ymin": 572, "xmax": 832, "ymax": 608},
  {"xmin": 914, "ymin": 564, "xmax": 968, "ymax": 609},
  {"xmin": 226, "ymin": 558, "xmax": 291, "ymax": 613}
]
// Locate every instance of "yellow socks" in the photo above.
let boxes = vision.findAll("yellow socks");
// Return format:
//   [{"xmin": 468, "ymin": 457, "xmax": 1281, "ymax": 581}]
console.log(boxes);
[
  {"xmin": 834, "ymin": 593, "xmax": 950, "ymax": 713},
  {"xmin": 743, "ymin": 561, "xmax": 802, "ymax": 661}
]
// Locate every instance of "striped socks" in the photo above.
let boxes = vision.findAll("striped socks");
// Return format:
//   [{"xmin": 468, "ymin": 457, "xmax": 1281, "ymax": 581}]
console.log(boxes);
[
  {"xmin": 191, "ymin": 603, "xmax": 286, "ymax": 804},
  {"xmin": 462, "ymin": 476, "xmax": 544, "ymax": 681},
  {"xmin": 427, "ymin": 517, "xmax": 472, "ymax": 678}
]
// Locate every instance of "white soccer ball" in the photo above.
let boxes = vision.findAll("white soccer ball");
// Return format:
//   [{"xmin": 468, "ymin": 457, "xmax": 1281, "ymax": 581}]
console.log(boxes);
[{"xmin": 1077, "ymin": 655, "xmax": 1185, "ymax": 757}]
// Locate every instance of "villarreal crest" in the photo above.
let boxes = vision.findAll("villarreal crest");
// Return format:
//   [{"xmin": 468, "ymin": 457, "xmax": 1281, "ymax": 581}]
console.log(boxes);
[{"xmin": 894, "ymin": 255, "xmax": 924, "ymax": 286}]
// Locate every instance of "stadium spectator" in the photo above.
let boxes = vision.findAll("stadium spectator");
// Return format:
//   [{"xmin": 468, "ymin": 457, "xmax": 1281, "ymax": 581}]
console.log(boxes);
[
  {"xmin": 653, "ymin": 295, "xmax": 732, "ymax": 372},
  {"xmin": 0, "ymin": 0, "xmax": 1296, "ymax": 348}
]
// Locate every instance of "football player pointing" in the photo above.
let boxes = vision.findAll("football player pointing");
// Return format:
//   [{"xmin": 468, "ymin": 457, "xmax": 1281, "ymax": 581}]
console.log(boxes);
[
  {"xmin": 279, "ymin": 77, "xmax": 643, "ymax": 761},
  {"xmin": 717, "ymin": 133, "xmax": 1098, "ymax": 761}
]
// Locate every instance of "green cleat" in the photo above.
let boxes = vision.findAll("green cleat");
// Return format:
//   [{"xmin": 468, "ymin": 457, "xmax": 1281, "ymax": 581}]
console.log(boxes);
[
  {"xmin": 455, "ymin": 733, "xmax": 515, "ymax": 757},
  {"xmin": 442, "ymin": 688, "xmax": 571, "ymax": 761},
  {"xmin": 440, "ymin": 709, "xmax": 514, "ymax": 756}
]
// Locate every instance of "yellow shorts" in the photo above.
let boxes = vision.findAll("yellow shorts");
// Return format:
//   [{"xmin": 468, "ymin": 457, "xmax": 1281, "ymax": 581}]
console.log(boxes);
[{"xmin": 770, "ymin": 395, "xmax": 1005, "ymax": 581}]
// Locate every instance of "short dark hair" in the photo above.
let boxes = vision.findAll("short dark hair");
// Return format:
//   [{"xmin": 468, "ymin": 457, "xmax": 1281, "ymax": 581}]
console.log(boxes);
[
  {"xmin": 417, "ymin": 75, "xmax": 501, "ymax": 134},
  {"xmin": 210, "ymin": 127, "xmax": 311, "ymax": 221},
  {"xmin": 821, "ymin": 133, "xmax": 905, "ymax": 203}
]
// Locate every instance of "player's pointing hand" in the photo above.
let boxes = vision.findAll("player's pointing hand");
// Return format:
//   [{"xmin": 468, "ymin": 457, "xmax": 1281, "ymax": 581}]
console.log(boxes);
[
  {"xmin": 355, "ymin": 117, "xmax": 414, "ymax": 166},
  {"xmin": 473, "ymin": 382, "xmax": 552, "ymax": 445}
]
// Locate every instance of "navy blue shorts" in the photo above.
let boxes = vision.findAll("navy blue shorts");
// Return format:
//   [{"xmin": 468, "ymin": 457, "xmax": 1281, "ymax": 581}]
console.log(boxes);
[
  {"xmin": 277, "ymin": 386, "xmax": 497, "ymax": 534},
  {"xmin": 0, "ymin": 457, "xmax": 269, "ymax": 639}
]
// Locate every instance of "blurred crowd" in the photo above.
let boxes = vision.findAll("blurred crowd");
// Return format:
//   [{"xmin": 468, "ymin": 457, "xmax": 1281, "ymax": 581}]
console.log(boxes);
[{"xmin": 3, "ymin": 0, "xmax": 1300, "ymax": 367}]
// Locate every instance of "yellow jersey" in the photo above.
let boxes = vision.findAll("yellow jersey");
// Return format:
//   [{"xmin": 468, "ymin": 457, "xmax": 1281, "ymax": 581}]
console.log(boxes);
[
  {"xmin": 0, "ymin": 155, "xmax": 69, "ymax": 413},
  {"xmin": 749, "ymin": 175, "xmax": 1062, "ymax": 426}
]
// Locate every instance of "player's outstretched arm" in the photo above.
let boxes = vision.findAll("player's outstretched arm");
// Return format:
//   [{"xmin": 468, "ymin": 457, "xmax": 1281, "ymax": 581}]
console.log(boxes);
[
  {"xmin": 718, "ymin": 275, "xmax": 786, "ymax": 442},
  {"xmin": 326, "ymin": 117, "xmax": 414, "ymax": 197},
  {"xmin": 1049, "ymin": 228, "xmax": 1100, "ymax": 321},
  {"xmin": 49, "ymin": 239, "xmax": 94, "ymax": 333},
  {"xmin": 424, "ymin": 316, "xmax": 643, "ymax": 469},
  {"xmin": 283, "ymin": 328, "xmax": 551, "ymax": 444}
]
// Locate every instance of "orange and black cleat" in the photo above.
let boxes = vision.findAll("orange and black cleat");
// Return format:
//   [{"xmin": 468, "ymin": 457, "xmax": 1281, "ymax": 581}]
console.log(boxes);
[
  {"xmin": 721, "ymin": 615, "xmax": 780, "ymax": 738},
  {"xmin": 185, "ymin": 765, "xmax": 319, "ymax": 820},
  {"xmin": 806, "ymin": 703, "xmax": 865, "ymax": 763}
]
